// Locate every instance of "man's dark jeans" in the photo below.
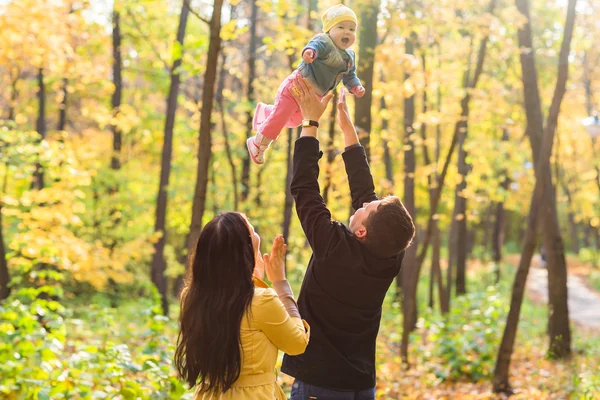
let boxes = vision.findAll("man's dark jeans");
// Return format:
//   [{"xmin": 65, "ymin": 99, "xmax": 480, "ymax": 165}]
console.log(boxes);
[{"xmin": 290, "ymin": 380, "xmax": 376, "ymax": 400}]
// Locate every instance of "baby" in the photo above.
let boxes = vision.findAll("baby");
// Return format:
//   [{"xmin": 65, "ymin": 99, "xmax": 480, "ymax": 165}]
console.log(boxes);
[{"xmin": 247, "ymin": 4, "xmax": 365, "ymax": 164}]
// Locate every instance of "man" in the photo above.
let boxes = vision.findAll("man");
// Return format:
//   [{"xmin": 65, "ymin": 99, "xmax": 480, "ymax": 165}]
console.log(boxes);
[{"xmin": 282, "ymin": 77, "xmax": 415, "ymax": 399}]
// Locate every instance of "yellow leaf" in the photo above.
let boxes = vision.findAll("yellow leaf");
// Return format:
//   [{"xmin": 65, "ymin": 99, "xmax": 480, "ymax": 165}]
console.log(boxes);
[
  {"xmin": 403, "ymin": 78, "xmax": 416, "ymax": 98},
  {"xmin": 15, "ymin": 113, "xmax": 28, "ymax": 124}
]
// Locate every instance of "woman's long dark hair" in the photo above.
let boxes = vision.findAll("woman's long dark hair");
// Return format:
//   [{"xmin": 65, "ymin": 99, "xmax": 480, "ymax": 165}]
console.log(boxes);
[{"xmin": 174, "ymin": 212, "xmax": 255, "ymax": 393}]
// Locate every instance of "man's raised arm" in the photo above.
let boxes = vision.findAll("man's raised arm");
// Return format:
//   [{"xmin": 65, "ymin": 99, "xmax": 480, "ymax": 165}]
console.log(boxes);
[
  {"xmin": 288, "ymin": 75, "xmax": 341, "ymax": 259},
  {"xmin": 337, "ymin": 89, "xmax": 378, "ymax": 211}
]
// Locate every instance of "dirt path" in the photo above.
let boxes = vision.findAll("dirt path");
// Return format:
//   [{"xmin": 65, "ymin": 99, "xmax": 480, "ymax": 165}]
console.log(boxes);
[{"xmin": 525, "ymin": 255, "xmax": 600, "ymax": 328}]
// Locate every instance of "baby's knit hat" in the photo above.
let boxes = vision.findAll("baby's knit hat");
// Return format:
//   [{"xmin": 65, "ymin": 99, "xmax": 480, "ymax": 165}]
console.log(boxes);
[{"xmin": 321, "ymin": 4, "xmax": 358, "ymax": 33}]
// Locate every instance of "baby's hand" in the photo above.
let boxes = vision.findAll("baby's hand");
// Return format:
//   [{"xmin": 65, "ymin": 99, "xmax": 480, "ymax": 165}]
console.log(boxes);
[
  {"xmin": 302, "ymin": 49, "xmax": 315, "ymax": 64},
  {"xmin": 351, "ymin": 85, "xmax": 366, "ymax": 98}
]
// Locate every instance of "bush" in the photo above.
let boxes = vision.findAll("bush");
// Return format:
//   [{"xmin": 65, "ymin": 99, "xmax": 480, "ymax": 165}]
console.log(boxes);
[
  {"xmin": 423, "ymin": 286, "xmax": 505, "ymax": 382},
  {"xmin": 589, "ymin": 269, "xmax": 600, "ymax": 293},
  {"xmin": 579, "ymin": 248, "xmax": 600, "ymax": 269},
  {"xmin": 0, "ymin": 284, "xmax": 188, "ymax": 399}
]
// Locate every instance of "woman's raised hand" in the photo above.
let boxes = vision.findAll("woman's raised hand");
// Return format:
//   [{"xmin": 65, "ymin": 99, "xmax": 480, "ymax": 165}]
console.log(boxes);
[{"xmin": 264, "ymin": 235, "xmax": 287, "ymax": 283}]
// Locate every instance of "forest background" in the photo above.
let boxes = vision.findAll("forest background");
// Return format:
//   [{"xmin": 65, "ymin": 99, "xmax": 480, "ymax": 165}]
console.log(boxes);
[{"xmin": 0, "ymin": 0, "xmax": 599, "ymax": 398}]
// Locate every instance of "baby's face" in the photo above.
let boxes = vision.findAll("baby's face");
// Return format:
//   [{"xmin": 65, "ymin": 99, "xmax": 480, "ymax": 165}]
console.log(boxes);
[{"xmin": 328, "ymin": 20, "xmax": 356, "ymax": 50}]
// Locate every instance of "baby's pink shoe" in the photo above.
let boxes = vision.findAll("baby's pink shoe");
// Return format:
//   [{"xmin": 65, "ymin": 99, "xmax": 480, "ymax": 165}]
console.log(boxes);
[{"xmin": 246, "ymin": 133, "xmax": 272, "ymax": 165}]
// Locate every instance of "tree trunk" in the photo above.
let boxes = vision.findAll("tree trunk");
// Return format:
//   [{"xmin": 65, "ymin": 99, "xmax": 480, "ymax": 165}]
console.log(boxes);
[
  {"xmin": 513, "ymin": 0, "xmax": 574, "ymax": 359},
  {"xmin": 493, "ymin": 0, "xmax": 576, "ymax": 392},
  {"xmin": 559, "ymin": 177, "xmax": 579, "ymax": 254},
  {"xmin": 255, "ymin": 166, "xmax": 265, "ymax": 207},
  {"xmin": 282, "ymin": 127, "xmax": 298, "ymax": 250},
  {"xmin": 492, "ymin": 199, "xmax": 506, "ymax": 284},
  {"xmin": 322, "ymin": 92, "xmax": 338, "ymax": 205},
  {"xmin": 187, "ymin": 0, "xmax": 224, "ymax": 255},
  {"xmin": 33, "ymin": 68, "xmax": 46, "ymax": 190},
  {"xmin": 582, "ymin": 224, "xmax": 591, "ymax": 248},
  {"xmin": 211, "ymin": 163, "xmax": 219, "ymax": 214},
  {"xmin": 583, "ymin": 51, "xmax": 594, "ymax": 116},
  {"xmin": 492, "ymin": 128, "xmax": 510, "ymax": 264},
  {"xmin": 353, "ymin": 0, "xmax": 379, "ymax": 161},
  {"xmin": 380, "ymin": 70, "xmax": 394, "ymax": 190},
  {"xmin": 282, "ymin": 3, "xmax": 311, "ymax": 244},
  {"xmin": 582, "ymin": 51, "xmax": 600, "ymax": 201},
  {"xmin": 7, "ymin": 72, "xmax": 19, "ymax": 121},
  {"xmin": 241, "ymin": 0, "xmax": 258, "ymax": 202},
  {"xmin": 415, "ymin": 0, "xmax": 496, "ymax": 271},
  {"xmin": 400, "ymin": 36, "xmax": 418, "ymax": 365},
  {"xmin": 57, "ymin": 78, "xmax": 68, "ymax": 132},
  {"xmin": 0, "ymin": 209, "xmax": 8, "ymax": 301},
  {"xmin": 305, "ymin": 0, "xmax": 318, "ymax": 31},
  {"xmin": 151, "ymin": 2, "xmax": 190, "ymax": 316},
  {"xmin": 446, "ymin": 211, "xmax": 457, "ymax": 303},
  {"xmin": 0, "ymin": 166, "xmax": 9, "ymax": 301},
  {"xmin": 432, "ymin": 224, "xmax": 447, "ymax": 312},
  {"xmin": 481, "ymin": 203, "xmax": 494, "ymax": 260},
  {"xmin": 432, "ymin": 51, "xmax": 448, "ymax": 313},
  {"xmin": 111, "ymin": 10, "xmax": 123, "ymax": 171},
  {"xmin": 454, "ymin": 126, "xmax": 469, "ymax": 295},
  {"xmin": 216, "ymin": 53, "xmax": 239, "ymax": 210}
]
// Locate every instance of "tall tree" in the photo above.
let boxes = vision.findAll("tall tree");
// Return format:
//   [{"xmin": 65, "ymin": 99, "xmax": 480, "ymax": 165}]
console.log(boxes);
[
  {"xmin": 111, "ymin": 9, "xmax": 123, "ymax": 171},
  {"xmin": 282, "ymin": 128, "xmax": 297, "ymax": 247},
  {"xmin": 151, "ymin": 1, "xmax": 190, "ymax": 315},
  {"xmin": 57, "ymin": 78, "xmax": 68, "ymax": 132},
  {"xmin": 415, "ymin": 0, "xmax": 496, "ymax": 273},
  {"xmin": 6, "ymin": 70, "xmax": 20, "ymax": 122},
  {"xmin": 453, "ymin": 110, "xmax": 470, "ymax": 295},
  {"xmin": 518, "ymin": 0, "xmax": 573, "ymax": 359},
  {"xmin": 32, "ymin": 68, "xmax": 46, "ymax": 190},
  {"xmin": 322, "ymin": 91, "xmax": 338, "ymax": 205},
  {"xmin": 582, "ymin": 50, "xmax": 600, "ymax": 195},
  {"xmin": 282, "ymin": 7, "xmax": 311, "ymax": 245},
  {"xmin": 354, "ymin": 0, "xmax": 379, "ymax": 160},
  {"xmin": 492, "ymin": 128, "xmax": 510, "ymax": 280},
  {"xmin": 0, "ymin": 164, "xmax": 9, "ymax": 301},
  {"xmin": 186, "ymin": 0, "xmax": 224, "ymax": 254},
  {"xmin": 493, "ymin": 0, "xmax": 577, "ymax": 393},
  {"xmin": 450, "ymin": 34, "xmax": 477, "ymax": 296},
  {"xmin": 240, "ymin": 0, "xmax": 258, "ymax": 202},
  {"xmin": 419, "ymin": 49, "xmax": 446, "ymax": 312},
  {"xmin": 216, "ymin": 53, "xmax": 239, "ymax": 211},
  {"xmin": 400, "ymin": 35, "xmax": 418, "ymax": 364}
]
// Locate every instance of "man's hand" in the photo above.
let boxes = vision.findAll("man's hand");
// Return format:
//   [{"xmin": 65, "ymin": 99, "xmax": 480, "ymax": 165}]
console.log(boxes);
[
  {"xmin": 350, "ymin": 85, "xmax": 366, "ymax": 98},
  {"xmin": 337, "ymin": 88, "xmax": 354, "ymax": 133},
  {"xmin": 337, "ymin": 88, "xmax": 359, "ymax": 147},
  {"xmin": 291, "ymin": 75, "xmax": 334, "ymax": 123},
  {"xmin": 302, "ymin": 49, "xmax": 315, "ymax": 64}
]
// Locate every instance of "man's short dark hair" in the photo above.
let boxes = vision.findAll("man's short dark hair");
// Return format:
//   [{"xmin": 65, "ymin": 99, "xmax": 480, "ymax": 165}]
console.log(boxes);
[{"xmin": 363, "ymin": 196, "xmax": 415, "ymax": 258}]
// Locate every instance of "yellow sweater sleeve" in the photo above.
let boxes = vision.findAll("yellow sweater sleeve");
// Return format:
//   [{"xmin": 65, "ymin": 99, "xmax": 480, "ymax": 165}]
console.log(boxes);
[{"xmin": 254, "ymin": 289, "xmax": 310, "ymax": 356}]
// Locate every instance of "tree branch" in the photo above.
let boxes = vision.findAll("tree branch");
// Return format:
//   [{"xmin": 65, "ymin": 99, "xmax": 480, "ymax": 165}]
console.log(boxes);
[
  {"xmin": 184, "ymin": 0, "xmax": 210, "ymax": 25},
  {"xmin": 416, "ymin": 0, "xmax": 497, "ymax": 269},
  {"xmin": 125, "ymin": 9, "xmax": 171, "ymax": 74}
]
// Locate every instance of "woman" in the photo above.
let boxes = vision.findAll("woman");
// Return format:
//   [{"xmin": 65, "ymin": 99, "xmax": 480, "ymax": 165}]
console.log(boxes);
[{"xmin": 174, "ymin": 212, "xmax": 309, "ymax": 399}]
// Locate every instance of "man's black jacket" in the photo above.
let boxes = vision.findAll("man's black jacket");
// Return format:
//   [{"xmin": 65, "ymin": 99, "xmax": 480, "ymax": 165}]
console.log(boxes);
[{"xmin": 281, "ymin": 137, "xmax": 404, "ymax": 391}]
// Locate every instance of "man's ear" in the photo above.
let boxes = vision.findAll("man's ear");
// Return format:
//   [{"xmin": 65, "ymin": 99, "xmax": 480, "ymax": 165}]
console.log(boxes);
[{"xmin": 355, "ymin": 226, "xmax": 367, "ymax": 240}]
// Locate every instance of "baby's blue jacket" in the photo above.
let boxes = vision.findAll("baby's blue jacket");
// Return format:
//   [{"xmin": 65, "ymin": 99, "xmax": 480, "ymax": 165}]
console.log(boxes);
[{"xmin": 297, "ymin": 33, "xmax": 362, "ymax": 96}]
